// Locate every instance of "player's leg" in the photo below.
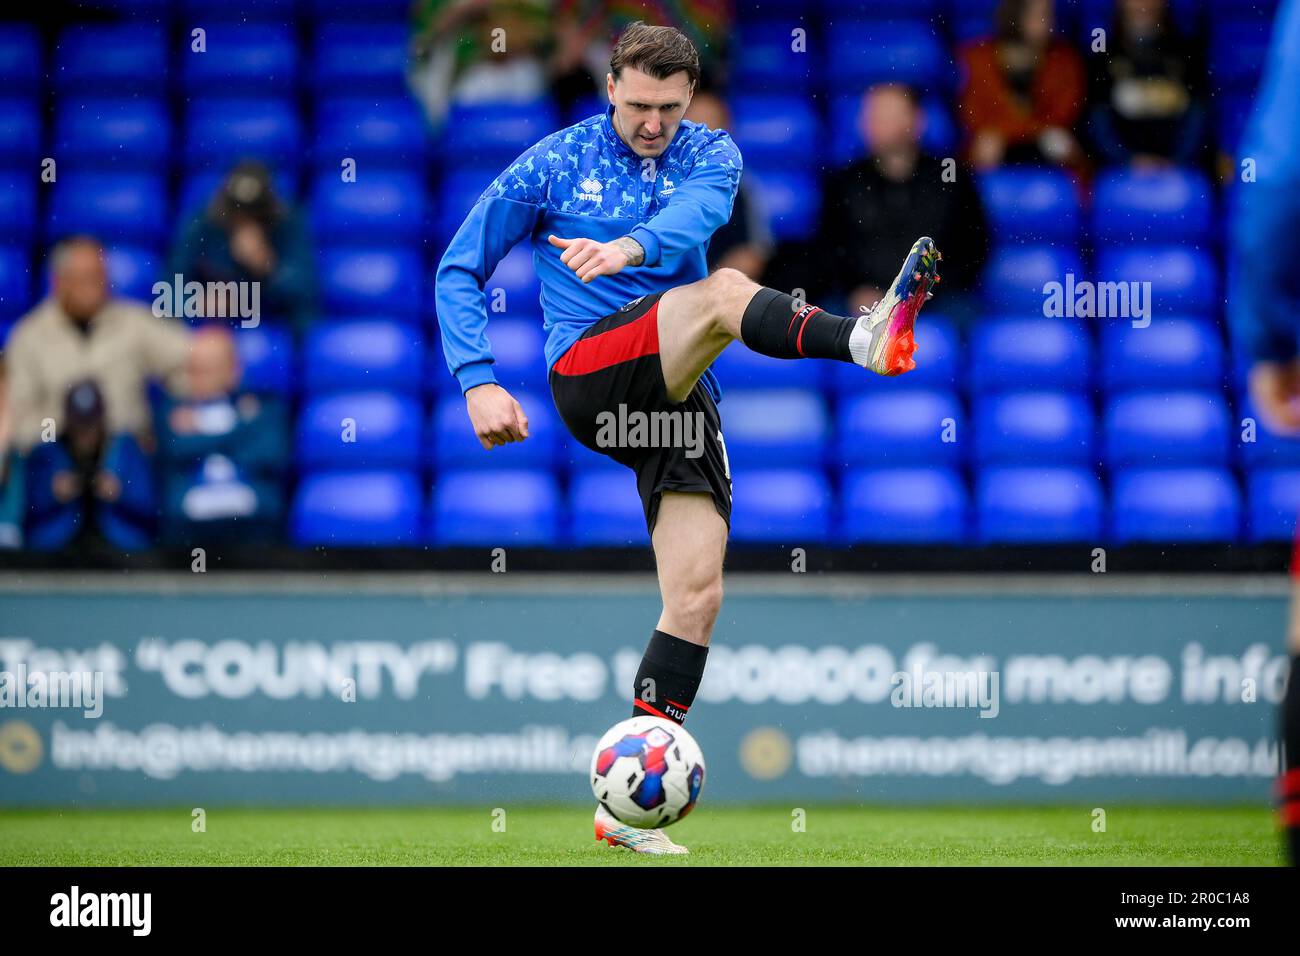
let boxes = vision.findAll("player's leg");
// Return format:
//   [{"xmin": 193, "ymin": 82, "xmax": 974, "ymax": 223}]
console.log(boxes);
[
  {"xmin": 655, "ymin": 238, "xmax": 941, "ymax": 403},
  {"xmin": 628, "ymin": 491, "xmax": 727, "ymax": 723}
]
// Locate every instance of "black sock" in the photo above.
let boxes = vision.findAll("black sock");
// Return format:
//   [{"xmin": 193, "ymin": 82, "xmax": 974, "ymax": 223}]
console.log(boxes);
[
  {"xmin": 632, "ymin": 629, "xmax": 708, "ymax": 724},
  {"xmin": 740, "ymin": 286, "xmax": 856, "ymax": 362},
  {"xmin": 1282, "ymin": 653, "xmax": 1300, "ymax": 865}
]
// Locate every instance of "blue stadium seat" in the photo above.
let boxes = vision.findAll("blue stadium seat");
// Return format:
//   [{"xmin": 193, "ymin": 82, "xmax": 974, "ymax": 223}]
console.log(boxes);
[
  {"xmin": 436, "ymin": 169, "xmax": 495, "ymax": 243},
  {"xmin": 54, "ymin": 24, "xmax": 167, "ymax": 91},
  {"xmin": 0, "ymin": 175, "xmax": 35, "ymax": 244},
  {"xmin": 485, "ymin": 244, "xmax": 544, "ymax": 319},
  {"xmin": 1209, "ymin": 18, "xmax": 1273, "ymax": 95},
  {"xmin": 184, "ymin": 98, "xmax": 303, "ymax": 172},
  {"xmin": 312, "ymin": 22, "xmax": 409, "ymax": 93},
  {"xmin": 1247, "ymin": 469, "xmax": 1300, "ymax": 542},
  {"xmin": 825, "ymin": 20, "xmax": 950, "ymax": 92},
  {"xmin": 236, "ymin": 324, "xmax": 296, "ymax": 395},
  {"xmin": 1100, "ymin": 317, "xmax": 1224, "ymax": 393},
  {"xmin": 745, "ymin": 170, "xmax": 819, "ymax": 242},
  {"xmin": 429, "ymin": 390, "xmax": 559, "ymax": 471},
  {"xmin": 722, "ymin": 389, "xmax": 829, "ymax": 469},
  {"xmin": 1111, "ymin": 468, "xmax": 1241, "ymax": 543},
  {"xmin": 310, "ymin": 0, "xmax": 413, "ymax": 20},
  {"xmin": 54, "ymin": 99, "xmax": 172, "ymax": 171},
  {"xmin": 181, "ymin": 23, "xmax": 298, "ymax": 94},
  {"xmin": 713, "ymin": 339, "xmax": 828, "ymax": 392},
  {"xmin": 295, "ymin": 390, "xmax": 422, "ymax": 469},
  {"xmin": 104, "ymin": 246, "xmax": 159, "ymax": 301},
  {"xmin": 1095, "ymin": 247, "xmax": 1217, "ymax": 316},
  {"xmin": 982, "ymin": 245, "xmax": 1085, "ymax": 313},
  {"xmin": 0, "ymin": 246, "xmax": 30, "ymax": 321},
  {"xmin": 302, "ymin": 320, "xmax": 424, "ymax": 393},
  {"xmin": 1105, "ymin": 391, "xmax": 1231, "ymax": 467},
  {"xmin": 828, "ymin": 93, "xmax": 958, "ymax": 164},
  {"xmin": 1237, "ymin": 396, "xmax": 1300, "ymax": 469},
  {"xmin": 310, "ymin": 172, "xmax": 427, "ymax": 243},
  {"xmin": 442, "ymin": 101, "xmax": 561, "ymax": 171},
  {"xmin": 977, "ymin": 168, "xmax": 1080, "ymax": 244},
  {"xmin": 430, "ymin": 316, "xmax": 549, "ymax": 397},
  {"xmin": 567, "ymin": 470, "xmax": 647, "ymax": 546},
  {"xmin": 976, "ymin": 466, "xmax": 1104, "ymax": 543},
  {"xmin": 730, "ymin": 96, "xmax": 821, "ymax": 170},
  {"xmin": 826, "ymin": 0, "xmax": 943, "ymax": 16},
  {"xmin": 291, "ymin": 469, "xmax": 421, "ymax": 546},
  {"xmin": 974, "ymin": 392, "xmax": 1095, "ymax": 465},
  {"xmin": 0, "ymin": 100, "xmax": 42, "ymax": 169},
  {"xmin": 836, "ymin": 389, "xmax": 964, "ymax": 467},
  {"xmin": 948, "ymin": 0, "xmax": 1000, "ymax": 41},
  {"xmin": 0, "ymin": 25, "xmax": 40, "ymax": 93},
  {"xmin": 730, "ymin": 468, "xmax": 831, "ymax": 543},
  {"xmin": 46, "ymin": 173, "xmax": 169, "ymax": 246},
  {"xmin": 968, "ymin": 317, "xmax": 1091, "ymax": 393},
  {"xmin": 731, "ymin": 21, "xmax": 816, "ymax": 93},
  {"xmin": 313, "ymin": 97, "xmax": 429, "ymax": 169},
  {"xmin": 320, "ymin": 248, "xmax": 423, "ymax": 319},
  {"xmin": 430, "ymin": 469, "xmax": 561, "ymax": 546},
  {"xmin": 1092, "ymin": 168, "xmax": 1214, "ymax": 247},
  {"xmin": 840, "ymin": 467, "xmax": 967, "ymax": 544},
  {"xmin": 183, "ymin": 0, "xmax": 300, "ymax": 19}
]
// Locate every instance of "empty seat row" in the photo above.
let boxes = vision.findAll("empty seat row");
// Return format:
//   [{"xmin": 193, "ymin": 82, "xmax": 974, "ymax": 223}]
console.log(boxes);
[{"xmin": 288, "ymin": 464, "xmax": 1298, "ymax": 547}]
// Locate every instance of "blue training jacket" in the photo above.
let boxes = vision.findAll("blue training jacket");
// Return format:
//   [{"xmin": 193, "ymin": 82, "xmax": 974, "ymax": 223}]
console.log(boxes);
[
  {"xmin": 1230, "ymin": 0, "xmax": 1300, "ymax": 362},
  {"xmin": 435, "ymin": 104, "xmax": 743, "ymax": 402}
]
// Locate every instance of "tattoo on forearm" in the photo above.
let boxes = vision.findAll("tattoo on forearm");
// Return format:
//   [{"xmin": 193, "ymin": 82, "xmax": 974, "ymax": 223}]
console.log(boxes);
[{"xmin": 613, "ymin": 236, "xmax": 645, "ymax": 266}]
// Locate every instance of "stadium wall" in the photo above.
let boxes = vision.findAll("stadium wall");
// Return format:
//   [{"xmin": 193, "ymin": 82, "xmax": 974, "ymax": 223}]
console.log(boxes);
[{"xmin": 0, "ymin": 573, "xmax": 1288, "ymax": 805}]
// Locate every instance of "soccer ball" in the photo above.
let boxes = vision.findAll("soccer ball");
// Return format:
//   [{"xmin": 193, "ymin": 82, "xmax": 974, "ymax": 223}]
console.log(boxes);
[{"xmin": 590, "ymin": 716, "xmax": 705, "ymax": 828}]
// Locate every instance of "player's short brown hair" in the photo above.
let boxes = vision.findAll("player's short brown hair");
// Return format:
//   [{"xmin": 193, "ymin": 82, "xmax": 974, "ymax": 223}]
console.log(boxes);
[{"xmin": 609, "ymin": 21, "xmax": 700, "ymax": 89}]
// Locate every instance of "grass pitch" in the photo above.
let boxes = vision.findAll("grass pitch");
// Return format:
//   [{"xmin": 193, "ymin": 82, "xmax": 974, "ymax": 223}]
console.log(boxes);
[{"xmin": 0, "ymin": 805, "xmax": 1282, "ymax": 866}]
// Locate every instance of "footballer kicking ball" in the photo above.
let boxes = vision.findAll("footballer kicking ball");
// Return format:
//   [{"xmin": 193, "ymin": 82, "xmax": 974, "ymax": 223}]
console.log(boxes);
[{"xmin": 590, "ymin": 715, "xmax": 706, "ymax": 829}]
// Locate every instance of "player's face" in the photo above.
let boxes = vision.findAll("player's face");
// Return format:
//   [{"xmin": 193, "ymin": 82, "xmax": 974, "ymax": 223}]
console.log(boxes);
[{"xmin": 607, "ymin": 67, "xmax": 693, "ymax": 158}]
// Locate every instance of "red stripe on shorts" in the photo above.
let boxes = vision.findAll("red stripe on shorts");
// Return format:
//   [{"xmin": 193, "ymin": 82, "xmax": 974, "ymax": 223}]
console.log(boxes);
[{"xmin": 553, "ymin": 300, "xmax": 660, "ymax": 376}]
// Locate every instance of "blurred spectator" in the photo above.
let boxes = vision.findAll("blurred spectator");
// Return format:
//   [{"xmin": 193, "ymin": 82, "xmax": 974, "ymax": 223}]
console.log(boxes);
[
  {"xmin": 0, "ymin": 356, "xmax": 22, "ymax": 548},
  {"xmin": 409, "ymin": 0, "xmax": 553, "ymax": 124},
  {"xmin": 1087, "ymin": 0, "xmax": 1208, "ymax": 169},
  {"xmin": 168, "ymin": 161, "xmax": 316, "ymax": 334},
  {"xmin": 23, "ymin": 379, "xmax": 156, "ymax": 552},
  {"xmin": 958, "ymin": 0, "xmax": 1087, "ymax": 173},
  {"xmin": 818, "ymin": 84, "xmax": 989, "ymax": 320},
  {"xmin": 410, "ymin": 2, "xmax": 732, "ymax": 126},
  {"xmin": 5, "ymin": 236, "xmax": 191, "ymax": 455},
  {"xmin": 156, "ymin": 326, "xmax": 287, "ymax": 546},
  {"xmin": 686, "ymin": 89, "xmax": 773, "ymax": 281}
]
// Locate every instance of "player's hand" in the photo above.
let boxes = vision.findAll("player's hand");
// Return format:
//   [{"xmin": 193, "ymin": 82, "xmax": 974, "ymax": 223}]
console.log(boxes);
[
  {"xmin": 1249, "ymin": 360, "xmax": 1300, "ymax": 433},
  {"xmin": 465, "ymin": 383, "xmax": 530, "ymax": 450},
  {"xmin": 548, "ymin": 234, "xmax": 637, "ymax": 283}
]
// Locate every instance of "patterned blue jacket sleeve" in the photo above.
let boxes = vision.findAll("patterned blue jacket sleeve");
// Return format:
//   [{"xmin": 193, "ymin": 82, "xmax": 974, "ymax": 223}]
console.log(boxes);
[
  {"xmin": 435, "ymin": 138, "xmax": 551, "ymax": 393},
  {"xmin": 1230, "ymin": 0, "xmax": 1300, "ymax": 362},
  {"xmin": 629, "ymin": 130, "xmax": 743, "ymax": 268}
]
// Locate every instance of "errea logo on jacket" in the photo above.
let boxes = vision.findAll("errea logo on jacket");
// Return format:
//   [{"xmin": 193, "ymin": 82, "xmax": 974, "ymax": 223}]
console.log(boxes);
[{"xmin": 578, "ymin": 178, "xmax": 604, "ymax": 201}]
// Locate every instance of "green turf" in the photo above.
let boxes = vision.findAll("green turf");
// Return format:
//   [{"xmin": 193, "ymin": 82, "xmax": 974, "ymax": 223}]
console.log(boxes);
[{"xmin": 0, "ymin": 805, "xmax": 1283, "ymax": 866}]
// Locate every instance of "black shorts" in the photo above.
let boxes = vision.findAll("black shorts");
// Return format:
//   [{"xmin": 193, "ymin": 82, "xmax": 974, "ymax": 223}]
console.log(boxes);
[{"xmin": 549, "ymin": 292, "xmax": 732, "ymax": 533}]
